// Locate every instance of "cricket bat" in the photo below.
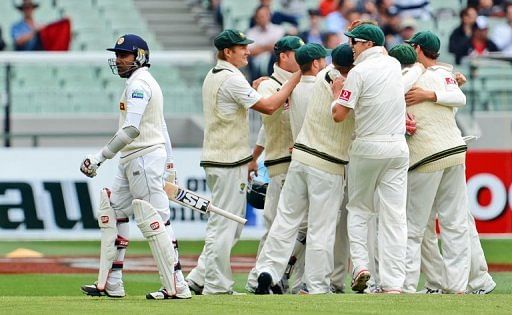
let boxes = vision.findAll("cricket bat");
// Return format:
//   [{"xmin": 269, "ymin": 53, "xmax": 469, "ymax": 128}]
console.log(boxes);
[{"xmin": 164, "ymin": 182, "xmax": 247, "ymax": 225}]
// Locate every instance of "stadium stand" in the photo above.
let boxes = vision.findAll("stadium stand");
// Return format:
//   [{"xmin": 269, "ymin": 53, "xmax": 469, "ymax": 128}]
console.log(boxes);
[{"xmin": 0, "ymin": 0, "xmax": 510, "ymax": 147}]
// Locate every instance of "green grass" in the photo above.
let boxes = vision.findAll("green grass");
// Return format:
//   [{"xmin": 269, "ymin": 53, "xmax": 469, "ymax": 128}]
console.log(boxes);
[
  {"xmin": 0, "ymin": 240, "xmax": 511, "ymax": 314},
  {"xmin": 0, "ymin": 240, "xmax": 260, "ymax": 257},
  {"xmin": 0, "ymin": 273, "xmax": 511, "ymax": 314}
]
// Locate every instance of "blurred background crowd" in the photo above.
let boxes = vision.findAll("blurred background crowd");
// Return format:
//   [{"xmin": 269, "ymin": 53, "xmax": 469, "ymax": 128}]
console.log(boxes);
[{"xmin": 201, "ymin": 0, "xmax": 512, "ymax": 79}]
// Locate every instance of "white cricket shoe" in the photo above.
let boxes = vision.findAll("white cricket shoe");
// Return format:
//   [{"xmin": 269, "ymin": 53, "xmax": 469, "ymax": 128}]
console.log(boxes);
[
  {"xmin": 466, "ymin": 281, "xmax": 496, "ymax": 294},
  {"xmin": 81, "ymin": 281, "xmax": 125, "ymax": 298}
]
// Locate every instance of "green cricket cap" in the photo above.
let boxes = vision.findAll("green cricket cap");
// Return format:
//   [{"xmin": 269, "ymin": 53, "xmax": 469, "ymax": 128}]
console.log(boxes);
[
  {"xmin": 274, "ymin": 36, "xmax": 305, "ymax": 54},
  {"xmin": 214, "ymin": 29, "xmax": 254, "ymax": 50},
  {"xmin": 389, "ymin": 44, "xmax": 417, "ymax": 65},
  {"xmin": 294, "ymin": 43, "xmax": 329, "ymax": 65},
  {"xmin": 331, "ymin": 43, "xmax": 354, "ymax": 67},
  {"xmin": 405, "ymin": 31, "xmax": 440, "ymax": 54},
  {"xmin": 344, "ymin": 24, "xmax": 385, "ymax": 46}
]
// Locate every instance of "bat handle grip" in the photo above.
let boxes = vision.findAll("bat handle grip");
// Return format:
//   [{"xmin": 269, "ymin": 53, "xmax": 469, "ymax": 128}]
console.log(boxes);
[{"xmin": 208, "ymin": 205, "xmax": 247, "ymax": 225}]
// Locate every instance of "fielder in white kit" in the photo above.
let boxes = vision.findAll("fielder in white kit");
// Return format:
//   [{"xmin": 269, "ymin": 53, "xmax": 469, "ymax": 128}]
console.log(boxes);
[
  {"xmin": 246, "ymin": 35, "xmax": 304, "ymax": 293},
  {"xmin": 255, "ymin": 44, "xmax": 354, "ymax": 295},
  {"xmin": 400, "ymin": 31, "xmax": 470, "ymax": 294},
  {"xmin": 79, "ymin": 34, "xmax": 191, "ymax": 300},
  {"xmin": 186, "ymin": 29, "xmax": 300, "ymax": 295},
  {"xmin": 332, "ymin": 24, "xmax": 409, "ymax": 293}
]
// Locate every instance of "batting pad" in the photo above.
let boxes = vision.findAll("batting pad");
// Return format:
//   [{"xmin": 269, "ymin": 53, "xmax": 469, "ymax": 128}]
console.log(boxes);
[
  {"xmin": 133, "ymin": 199, "xmax": 176, "ymax": 296},
  {"xmin": 97, "ymin": 189, "xmax": 118, "ymax": 290}
]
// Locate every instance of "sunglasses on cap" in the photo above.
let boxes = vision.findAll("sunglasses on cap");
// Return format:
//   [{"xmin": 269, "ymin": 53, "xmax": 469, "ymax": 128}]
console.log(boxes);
[{"xmin": 350, "ymin": 37, "xmax": 369, "ymax": 45}]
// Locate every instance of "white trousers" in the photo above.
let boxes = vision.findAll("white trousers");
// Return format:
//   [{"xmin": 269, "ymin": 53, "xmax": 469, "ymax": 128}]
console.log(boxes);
[
  {"xmin": 111, "ymin": 147, "xmax": 170, "ymax": 220},
  {"xmin": 331, "ymin": 186, "xmax": 350, "ymax": 292},
  {"xmin": 186, "ymin": 165, "xmax": 248, "ymax": 294},
  {"xmin": 109, "ymin": 147, "xmax": 177, "ymax": 285},
  {"xmin": 255, "ymin": 161, "xmax": 345, "ymax": 294},
  {"xmin": 403, "ymin": 165, "xmax": 470, "ymax": 293},
  {"xmin": 420, "ymin": 211, "xmax": 495, "ymax": 292},
  {"xmin": 347, "ymin": 139, "xmax": 409, "ymax": 291},
  {"xmin": 246, "ymin": 172, "xmax": 286, "ymax": 290}
]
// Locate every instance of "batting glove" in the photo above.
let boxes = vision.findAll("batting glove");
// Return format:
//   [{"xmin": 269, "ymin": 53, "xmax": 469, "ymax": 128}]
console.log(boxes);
[{"xmin": 80, "ymin": 153, "xmax": 103, "ymax": 178}]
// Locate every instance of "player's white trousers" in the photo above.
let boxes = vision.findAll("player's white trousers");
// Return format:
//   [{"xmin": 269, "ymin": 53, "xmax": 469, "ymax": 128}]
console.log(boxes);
[
  {"xmin": 186, "ymin": 165, "xmax": 248, "ymax": 294},
  {"xmin": 331, "ymin": 186, "xmax": 350, "ymax": 292},
  {"xmin": 255, "ymin": 160, "xmax": 344, "ymax": 294},
  {"xmin": 247, "ymin": 172, "xmax": 286, "ymax": 290},
  {"xmin": 420, "ymin": 211, "xmax": 495, "ymax": 292},
  {"xmin": 403, "ymin": 165, "xmax": 470, "ymax": 293},
  {"xmin": 111, "ymin": 147, "xmax": 170, "ymax": 221},
  {"xmin": 347, "ymin": 137, "xmax": 409, "ymax": 291}
]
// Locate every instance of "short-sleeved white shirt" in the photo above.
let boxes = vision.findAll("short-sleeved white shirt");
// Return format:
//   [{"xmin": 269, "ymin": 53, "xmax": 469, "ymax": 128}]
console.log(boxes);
[
  {"xmin": 216, "ymin": 60, "xmax": 262, "ymax": 115},
  {"xmin": 337, "ymin": 47, "xmax": 406, "ymax": 138}
]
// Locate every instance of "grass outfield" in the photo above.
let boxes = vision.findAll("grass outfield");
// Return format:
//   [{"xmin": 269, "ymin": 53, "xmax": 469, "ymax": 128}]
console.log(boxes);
[{"xmin": 0, "ymin": 240, "xmax": 511, "ymax": 314}]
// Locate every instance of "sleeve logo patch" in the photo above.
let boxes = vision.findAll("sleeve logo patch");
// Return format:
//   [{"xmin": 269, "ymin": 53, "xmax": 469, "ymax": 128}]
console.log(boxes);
[
  {"xmin": 131, "ymin": 90, "xmax": 144, "ymax": 99},
  {"xmin": 119, "ymin": 102, "xmax": 125, "ymax": 111},
  {"xmin": 445, "ymin": 77, "xmax": 457, "ymax": 85},
  {"xmin": 339, "ymin": 89, "xmax": 352, "ymax": 102}
]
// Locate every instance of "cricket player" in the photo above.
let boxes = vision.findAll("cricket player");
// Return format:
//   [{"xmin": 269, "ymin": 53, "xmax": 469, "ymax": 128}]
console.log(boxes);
[
  {"xmin": 399, "ymin": 31, "xmax": 470, "ymax": 294},
  {"xmin": 389, "ymin": 44, "xmax": 496, "ymax": 294},
  {"xmin": 246, "ymin": 35, "xmax": 304, "ymax": 293},
  {"xmin": 332, "ymin": 24, "xmax": 409, "ymax": 293},
  {"xmin": 186, "ymin": 29, "xmax": 301, "ymax": 295},
  {"xmin": 79, "ymin": 34, "xmax": 191, "ymax": 299},
  {"xmin": 255, "ymin": 44, "xmax": 354, "ymax": 295},
  {"xmin": 283, "ymin": 43, "xmax": 340, "ymax": 294}
]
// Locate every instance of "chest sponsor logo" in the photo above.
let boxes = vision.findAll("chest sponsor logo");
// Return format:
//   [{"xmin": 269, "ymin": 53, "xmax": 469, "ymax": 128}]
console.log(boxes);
[
  {"xmin": 131, "ymin": 90, "xmax": 144, "ymax": 99},
  {"xmin": 339, "ymin": 89, "xmax": 352, "ymax": 102},
  {"xmin": 445, "ymin": 77, "xmax": 457, "ymax": 85},
  {"xmin": 119, "ymin": 102, "xmax": 125, "ymax": 111}
]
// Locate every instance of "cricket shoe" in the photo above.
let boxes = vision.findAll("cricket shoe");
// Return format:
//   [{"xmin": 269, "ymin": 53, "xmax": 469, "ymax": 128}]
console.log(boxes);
[
  {"xmin": 330, "ymin": 285, "xmax": 345, "ymax": 294},
  {"xmin": 81, "ymin": 281, "xmax": 125, "ymax": 298},
  {"xmin": 466, "ymin": 281, "xmax": 496, "ymax": 295},
  {"xmin": 364, "ymin": 283, "xmax": 382, "ymax": 294},
  {"xmin": 245, "ymin": 283, "xmax": 256, "ymax": 294},
  {"xmin": 187, "ymin": 279, "xmax": 203, "ymax": 295},
  {"xmin": 417, "ymin": 287, "xmax": 443, "ymax": 294},
  {"xmin": 351, "ymin": 268, "xmax": 371, "ymax": 293},
  {"xmin": 146, "ymin": 286, "xmax": 192, "ymax": 300},
  {"xmin": 255, "ymin": 272, "xmax": 272, "ymax": 295}
]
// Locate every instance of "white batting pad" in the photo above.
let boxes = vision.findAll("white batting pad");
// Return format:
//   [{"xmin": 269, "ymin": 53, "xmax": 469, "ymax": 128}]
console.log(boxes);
[
  {"xmin": 133, "ymin": 199, "xmax": 176, "ymax": 296},
  {"xmin": 97, "ymin": 189, "xmax": 118, "ymax": 290}
]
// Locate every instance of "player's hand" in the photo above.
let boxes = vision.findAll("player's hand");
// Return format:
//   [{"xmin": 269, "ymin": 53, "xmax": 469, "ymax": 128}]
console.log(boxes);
[
  {"xmin": 405, "ymin": 112, "xmax": 417, "ymax": 136},
  {"xmin": 164, "ymin": 162, "xmax": 178, "ymax": 184},
  {"xmin": 252, "ymin": 76, "xmax": 269, "ymax": 89},
  {"xmin": 248, "ymin": 159, "xmax": 258, "ymax": 182},
  {"xmin": 80, "ymin": 154, "xmax": 102, "ymax": 178},
  {"xmin": 331, "ymin": 76, "xmax": 345, "ymax": 98},
  {"xmin": 454, "ymin": 72, "xmax": 467, "ymax": 87},
  {"xmin": 405, "ymin": 86, "xmax": 436, "ymax": 106}
]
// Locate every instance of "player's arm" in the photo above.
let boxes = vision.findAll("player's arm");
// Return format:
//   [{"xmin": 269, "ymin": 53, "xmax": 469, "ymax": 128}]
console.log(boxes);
[
  {"xmin": 248, "ymin": 125, "xmax": 265, "ymax": 180},
  {"xmin": 402, "ymin": 63, "xmax": 425, "ymax": 93},
  {"xmin": 162, "ymin": 117, "xmax": 177, "ymax": 183},
  {"xmin": 80, "ymin": 81, "xmax": 151, "ymax": 177},
  {"xmin": 332, "ymin": 71, "xmax": 361, "ymax": 122},
  {"xmin": 251, "ymin": 71, "xmax": 301, "ymax": 115},
  {"xmin": 405, "ymin": 73, "xmax": 466, "ymax": 107}
]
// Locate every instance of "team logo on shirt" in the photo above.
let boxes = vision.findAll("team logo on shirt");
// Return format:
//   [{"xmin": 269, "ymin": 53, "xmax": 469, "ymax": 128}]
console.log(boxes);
[
  {"xmin": 339, "ymin": 89, "xmax": 352, "ymax": 102},
  {"xmin": 239, "ymin": 183, "xmax": 246, "ymax": 193},
  {"xmin": 119, "ymin": 102, "xmax": 125, "ymax": 111},
  {"xmin": 445, "ymin": 77, "xmax": 457, "ymax": 85},
  {"xmin": 100, "ymin": 216, "xmax": 109, "ymax": 224},
  {"xmin": 131, "ymin": 90, "xmax": 144, "ymax": 99}
]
